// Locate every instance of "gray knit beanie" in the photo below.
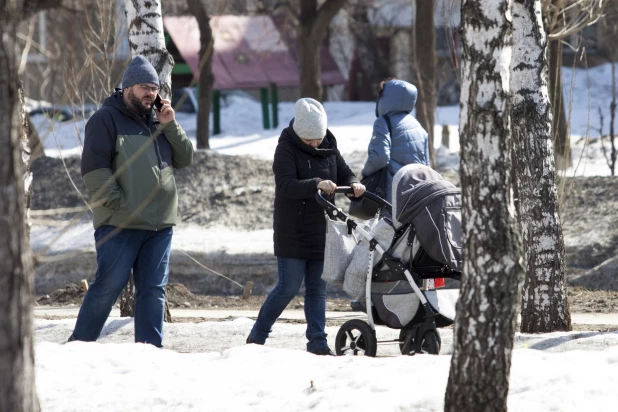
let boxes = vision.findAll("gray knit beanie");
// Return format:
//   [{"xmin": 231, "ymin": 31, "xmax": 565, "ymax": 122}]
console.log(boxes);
[
  {"xmin": 121, "ymin": 55, "xmax": 160, "ymax": 89},
  {"xmin": 292, "ymin": 98, "xmax": 327, "ymax": 140}
]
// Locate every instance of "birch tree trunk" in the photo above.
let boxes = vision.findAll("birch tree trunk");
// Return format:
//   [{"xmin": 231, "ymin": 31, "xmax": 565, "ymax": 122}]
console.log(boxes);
[
  {"xmin": 511, "ymin": 0, "xmax": 571, "ymax": 333},
  {"xmin": 123, "ymin": 0, "xmax": 174, "ymax": 99},
  {"xmin": 298, "ymin": 0, "xmax": 347, "ymax": 101},
  {"xmin": 187, "ymin": 0, "xmax": 214, "ymax": 150},
  {"xmin": 0, "ymin": 1, "xmax": 40, "ymax": 410},
  {"xmin": 121, "ymin": 0, "xmax": 172, "ymax": 322},
  {"xmin": 444, "ymin": 1, "xmax": 524, "ymax": 411},
  {"xmin": 19, "ymin": 83, "xmax": 35, "ymax": 212},
  {"xmin": 413, "ymin": 0, "xmax": 437, "ymax": 167}
]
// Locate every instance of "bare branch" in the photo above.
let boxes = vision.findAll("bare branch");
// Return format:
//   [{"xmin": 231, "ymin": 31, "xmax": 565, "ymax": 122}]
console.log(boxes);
[
  {"xmin": 22, "ymin": 0, "xmax": 81, "ymax": 21},
  {"xmin": 545, "ymin": 0, "xmax": 607, "ymax": 41},
  {"xmin": 314, "ymin": 0, "xmax": 347, "ymax": 39}
]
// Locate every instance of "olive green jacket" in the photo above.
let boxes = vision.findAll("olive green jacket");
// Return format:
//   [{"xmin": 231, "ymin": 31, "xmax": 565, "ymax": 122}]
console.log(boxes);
[{"xmin": 81, "ymin": 90, "xmax": 194, "ymax": 230}]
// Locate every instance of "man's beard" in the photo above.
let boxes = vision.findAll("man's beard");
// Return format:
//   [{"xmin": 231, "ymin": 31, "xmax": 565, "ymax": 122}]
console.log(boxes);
[{"xmin": 126, "ymin": 89, "xmax": 152, "ymax": 116}]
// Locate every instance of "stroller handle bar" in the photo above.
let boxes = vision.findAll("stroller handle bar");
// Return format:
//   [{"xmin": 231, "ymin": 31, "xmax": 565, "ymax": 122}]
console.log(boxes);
[{"xmin": 315, "ymin": 186, "xmax": 392, "ymax": 221}]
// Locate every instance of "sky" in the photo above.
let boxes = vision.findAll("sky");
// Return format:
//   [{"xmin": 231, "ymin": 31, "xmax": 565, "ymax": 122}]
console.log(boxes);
[{"xmin": 29, "ymin": 63, "xmax": 618, "ymax": 411}]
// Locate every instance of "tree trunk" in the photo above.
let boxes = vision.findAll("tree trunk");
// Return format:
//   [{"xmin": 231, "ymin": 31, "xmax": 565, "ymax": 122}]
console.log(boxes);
[
  {"xmin": 0, "ymin": 1, "xmax": 40, "ymax": 410},
  {"xmin": 444, "ymin": 2, "xmax": 524, "ymax": 411},
  {"xmin": 18, "ymin": 83, "xmax": 44, "ymax": 161},
  {"xmin": 413, "ymin": 0, "xmax": 437, "ymax": 168},
  {"xmin": 299, "ymin": 1, "xmax": 321, "ymax": 100},
  {"xmin": 298, "ymin": 0, "xmax": 347, "ymax": 101},
  {"xmin": 187, "ymin": 0, "xmax": 214, "ymax": 150},
  {"xmin": 121, "ymin": 0, "xmax": 174, "ymax": 320},
  {"xmin": 348, "ymin": 2, "xmax": 391, "ymax": 98},
  {"xmin": 512, "ymin": 0, "xmax": 571, "ymax": 333},
  {"xmin": 119, "ymin": 275, "xmax": 171, "ymax": 322},
  {"xmin": 610, "ymin": 61, "xmax": 617, "ymax": 176},
  {"xmin": 19, "ymin": 82, "xmax": 36, "ymax": 212},
  {"xmin": 26, "ymin": 114, "xmax": 45, "ymax": 160},
  {"xmin": 123, "ymin": 0, "xmax": 175, "ymax": 99},
  {"xmin": 548, "ymin": 37, "xmax": 570, "ymax": 170}
]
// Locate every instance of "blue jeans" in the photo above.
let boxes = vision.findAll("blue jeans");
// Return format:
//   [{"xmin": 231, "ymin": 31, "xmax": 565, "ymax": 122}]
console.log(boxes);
[
  {"xmin": 249, "ymin": 257, "xmax": 328, "ymax": 353},
  {"xmin": 70, "ymin": 225, "xmax": 172, "ymax": 347}
]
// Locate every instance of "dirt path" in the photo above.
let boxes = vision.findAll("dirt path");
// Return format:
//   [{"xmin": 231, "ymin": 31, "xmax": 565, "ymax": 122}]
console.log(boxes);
[{"xmin": 37, "ymin": 282, "xmax": 618, "ymax": 320}]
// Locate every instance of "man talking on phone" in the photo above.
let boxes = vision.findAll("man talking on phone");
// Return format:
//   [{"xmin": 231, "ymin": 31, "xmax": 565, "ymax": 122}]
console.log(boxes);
[{"xmin": 68, "ymin": 55, "xmax": 194, "ymax": 347}]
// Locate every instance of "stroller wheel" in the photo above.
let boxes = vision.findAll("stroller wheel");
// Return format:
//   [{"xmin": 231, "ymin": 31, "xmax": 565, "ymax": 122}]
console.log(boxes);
[
  {"xmin": 399, "ymin": 329, "xmax": 441, "ymax": 355},
  {"xmin": 335, "ymin": 319, "xmax": 377, "ymax": 357}
]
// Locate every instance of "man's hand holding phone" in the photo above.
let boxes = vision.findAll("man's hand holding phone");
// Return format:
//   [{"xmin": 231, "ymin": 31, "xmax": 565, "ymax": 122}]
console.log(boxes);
[
  {"xmin": 153, "ymin": 95, "xmax": 175, "ymax": 124},
  {"xmin": 154, "ymin": 94, "xmax": 163, "ymax": 111}
]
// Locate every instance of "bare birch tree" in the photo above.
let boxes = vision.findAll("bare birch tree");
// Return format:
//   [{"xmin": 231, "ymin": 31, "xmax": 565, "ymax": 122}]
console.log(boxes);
[
  {"xmin": 123, "ymin": 0, "xmax": 174, "ymax": 99},
  {"xmin": 444, "ymin": 1, "xmax": 524, "ymax": 411},
  {"xmin": 512, "ymin": 0, "xmax": 572, "ymax": 333}
]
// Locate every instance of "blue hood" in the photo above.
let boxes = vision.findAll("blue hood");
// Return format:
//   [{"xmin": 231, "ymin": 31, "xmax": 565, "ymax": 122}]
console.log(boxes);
[{"xmin": 375, "ymin": 79, "xmax": 418, "ymax": 117}]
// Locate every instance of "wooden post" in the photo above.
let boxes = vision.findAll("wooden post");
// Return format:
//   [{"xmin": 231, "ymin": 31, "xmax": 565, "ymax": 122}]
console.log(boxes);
[
  {"xmin": 242, "ymin": 281, "xmax": 254, "ymax": 300},
  {"xmin": 260, "ymin": 87, "xmax": 270, "ymax": 129},
  {"xmin": 212, "ymin": 89, "xmax": 221, "ymax": 135},
  {"xmin": 442, "ymin": 124, "xmax": 450, "ymax": 150},
  {"xmin": 270, "ymin": 83, "xmax": 279, "ymax": 129}
]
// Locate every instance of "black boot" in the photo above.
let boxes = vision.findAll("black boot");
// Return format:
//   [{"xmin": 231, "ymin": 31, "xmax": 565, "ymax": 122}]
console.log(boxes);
[
  {"xmin": 312, "ymin": 347, "xmax": 336, "ymax": 356},
  {"xmin": 246, "ymin": 335, "xmax": 263, "ymax": 345},
  {"xmin": 350, "ymin": 300, "xmax": 366, "ymax": 313}
]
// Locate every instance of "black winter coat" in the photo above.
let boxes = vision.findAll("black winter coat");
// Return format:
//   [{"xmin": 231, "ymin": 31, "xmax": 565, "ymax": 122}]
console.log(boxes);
[{"xmin": 273, "ymin": 122, "xmax": 359, "ymax": 260}]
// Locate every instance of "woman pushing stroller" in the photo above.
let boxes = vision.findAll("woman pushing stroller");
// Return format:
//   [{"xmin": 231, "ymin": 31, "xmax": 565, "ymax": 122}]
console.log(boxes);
[{"xmin": 246, "ymin": 98, "xmax": 365, "ymax": 356}]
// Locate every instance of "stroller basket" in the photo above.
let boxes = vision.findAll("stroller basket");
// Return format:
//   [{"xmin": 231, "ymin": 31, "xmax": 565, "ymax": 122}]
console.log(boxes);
[{"xmin": 372, "ymin": 292, "xmax": 420, "ymax": 329}]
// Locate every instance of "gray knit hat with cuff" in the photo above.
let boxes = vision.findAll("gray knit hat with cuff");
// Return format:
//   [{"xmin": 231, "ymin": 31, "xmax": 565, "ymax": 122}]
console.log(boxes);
[
  {"xmin": 121, "ymin": 55, "xmax": 160, "ymax": 89},
  {"xmin": 292, "ymin": 98, "xmax": 327, "ymax": 140}
]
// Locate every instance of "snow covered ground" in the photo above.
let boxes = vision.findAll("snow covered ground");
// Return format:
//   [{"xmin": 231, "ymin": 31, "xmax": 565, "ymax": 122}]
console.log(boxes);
[
  {"xmin": 29, "ymin": 63, "xmax": 618, "ymax": 411},
  {"xmin": 35, "ymin": 317, "xmax": 618, "ymax": 411}
]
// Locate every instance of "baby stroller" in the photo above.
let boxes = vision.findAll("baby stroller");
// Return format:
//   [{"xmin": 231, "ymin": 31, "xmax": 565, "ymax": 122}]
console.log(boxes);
[{"xmin": 316, "ymin": 164, "xmax": 462, "ymax": 356}]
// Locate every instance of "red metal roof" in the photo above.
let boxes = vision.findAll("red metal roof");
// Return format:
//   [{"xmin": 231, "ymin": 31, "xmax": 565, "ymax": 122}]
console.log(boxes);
[{"xmin": 163, "ymin": 15, "xmax": 346, "ymax": 90}]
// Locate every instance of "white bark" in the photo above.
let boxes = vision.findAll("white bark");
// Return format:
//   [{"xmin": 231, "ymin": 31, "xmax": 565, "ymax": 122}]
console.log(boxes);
[
  {"xmin": 445, "ymin": 1, "xmax": 524, "ymax": 411},
  {"xmin": 511, "ymin": 0, "xmax": 571, "ymax": 332},
  {"xmin": 123, "ymin": 0, "xmax": 174, "ymax": 98}
]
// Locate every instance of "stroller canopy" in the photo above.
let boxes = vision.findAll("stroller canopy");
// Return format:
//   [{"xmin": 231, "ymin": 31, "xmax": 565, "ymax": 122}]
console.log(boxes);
[{"xmin": 392, "ymin": 164, "xmax": 462, "ymax": 272}]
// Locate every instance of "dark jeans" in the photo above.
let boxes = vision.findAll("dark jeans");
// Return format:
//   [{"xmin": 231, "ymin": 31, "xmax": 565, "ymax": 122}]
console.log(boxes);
[
  {"xmin": 249, "ymin": 257, "xmax": 328, "ymax": 353},
  {"xmin": 70, "ymin": 225, "xmax": 172, "ymax": 347}
]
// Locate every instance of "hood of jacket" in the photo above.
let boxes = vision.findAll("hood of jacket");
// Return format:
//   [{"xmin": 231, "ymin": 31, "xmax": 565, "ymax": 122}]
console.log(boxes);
[
  {"xmin": 375, "ymin": 79, "xmax": 418, "ymax": 117},
  {"xmin": 283, "ymin": 119, "xmax": 340, "ymax": 158}
]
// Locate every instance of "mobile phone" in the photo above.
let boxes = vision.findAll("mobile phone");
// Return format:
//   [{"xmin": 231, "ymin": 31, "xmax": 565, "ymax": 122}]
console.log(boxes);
[{"xmin": 154, "ymin": 94, "xmax": 163, "ymax": 112}]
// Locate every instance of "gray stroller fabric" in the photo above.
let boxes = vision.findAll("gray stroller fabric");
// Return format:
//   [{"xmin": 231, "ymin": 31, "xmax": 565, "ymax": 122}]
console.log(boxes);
[
  {"xmin": 372, "ymin": 293, "xmax": 421, "ymax": 328},
  {"xmin": 393, "ymin": 164, "xmax": 462, "ymax": 272},
  {"xmin": 425, "ymin": 289, "xmax": 459, "ymax": 322},
  {"xmin": 342, "ymin": 218, "xmax": 395, "ymax": 299},
  {"xmin": 341, "ymin": 219, "xmax": 418, "ymax": 299},
  {"xmin": 322, "ymin": 216, "xmax": 378, "ymax": 285}
]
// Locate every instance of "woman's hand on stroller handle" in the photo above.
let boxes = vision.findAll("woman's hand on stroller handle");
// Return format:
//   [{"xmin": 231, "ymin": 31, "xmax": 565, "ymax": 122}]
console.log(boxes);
[
  {"xmin": 349, "ymin": 182, "xmax": 366, "ymax": 198},
  {"xmin": 317, "ymin": 179, "xmax": 337, "ymax": 195}
]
